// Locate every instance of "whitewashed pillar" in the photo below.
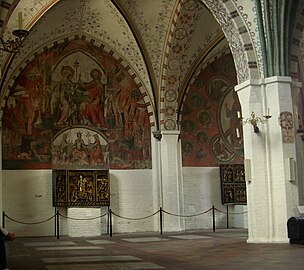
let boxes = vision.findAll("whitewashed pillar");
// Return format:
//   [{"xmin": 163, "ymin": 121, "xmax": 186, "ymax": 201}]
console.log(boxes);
[
  {"xmin": 160, "ymin": 130, "xmax": 184, "ymax": 231},
  {"xmin": 236, "ymin": 76, "xmax": 299, "ymax": 243}
]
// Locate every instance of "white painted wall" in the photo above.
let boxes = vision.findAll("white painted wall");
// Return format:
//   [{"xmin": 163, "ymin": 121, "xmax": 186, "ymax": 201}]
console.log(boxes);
[
  {"xmin": 2, "ymin": 167, "xmax": 247, "ymax": 237},
  {"xmin": 2, "ymin": 169, "xmax": 157, "ymax": 236},
  {"xmin": 2, "ymin": 170, "xmax": 55, "ymax": 237},
  {"xmin": 67, "ymin": 208, "xmax": 104, "ymax": 237},
  {"xmin": 109, "ymin": 170, "xmax": 156, "ymax": 233},
  {"xmin": 182, "ymin": 167, "xmax": 247, "ymax": 230}
]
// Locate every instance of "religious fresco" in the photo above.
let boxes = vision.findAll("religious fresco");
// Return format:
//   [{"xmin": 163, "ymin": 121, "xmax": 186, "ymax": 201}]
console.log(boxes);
[
  {"xmin": 181, "ymin": 54, "xmax": 244, "ymax": 166},
  {"xmin": 2, "ymin": 39, "xmax": 151, "ymax": 169},
  {"xmin": 52, "ymin": 128, "xmax": 108, "ymax": 168}
]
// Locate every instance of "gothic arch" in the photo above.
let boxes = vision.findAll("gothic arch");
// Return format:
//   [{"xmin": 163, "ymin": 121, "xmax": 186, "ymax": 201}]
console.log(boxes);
[{"xmin": 202, "ymin": 0, "xmax": 258, "ymax": 82}]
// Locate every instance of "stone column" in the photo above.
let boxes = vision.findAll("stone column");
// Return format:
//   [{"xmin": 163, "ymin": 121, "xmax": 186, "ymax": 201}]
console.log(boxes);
[
  {"xmin": 160, "ymin": 130, "xmax": 184, "ymax": 231},
  {"xmin": 236, "ymin": 76, "xmax": 300, "ymax": 243}
]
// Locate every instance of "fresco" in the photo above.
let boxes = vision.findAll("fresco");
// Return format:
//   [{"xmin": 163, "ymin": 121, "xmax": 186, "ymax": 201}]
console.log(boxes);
[
  {"xmin": 181, "ymin": 54, "xmax": 243, "ymax": 166},
  {"xmin": 52, "ymin": 128, "xmax": 108, "ymax": 168},
  {"xmin": 2, "ymin": 40, "xmax": 151, "ymax": 169}
]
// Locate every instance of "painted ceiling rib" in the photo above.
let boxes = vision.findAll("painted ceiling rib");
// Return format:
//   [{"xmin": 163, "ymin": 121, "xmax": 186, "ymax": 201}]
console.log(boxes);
[{"xmin": 111, "ymin": 0, "xmax": 159, "ymax": 130}]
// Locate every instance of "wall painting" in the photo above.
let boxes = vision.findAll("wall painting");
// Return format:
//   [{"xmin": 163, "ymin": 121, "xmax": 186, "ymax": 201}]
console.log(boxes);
[
  {"xmin": 2, "ymin": 39, "xmax": 151, "ymax": 170},
  {"xmin": 181, "ymin": 54, "xmax": 243, "ymax": 167}
]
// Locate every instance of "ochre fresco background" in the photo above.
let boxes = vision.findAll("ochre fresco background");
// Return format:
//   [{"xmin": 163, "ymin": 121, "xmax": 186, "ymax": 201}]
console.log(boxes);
[
  {"xmin": 181, "ymin": 54, "xmax": 243, "ymax": 166},
  {"xmin": 2, "ymin": 39, "xmax": 151, "ymax": 169}
]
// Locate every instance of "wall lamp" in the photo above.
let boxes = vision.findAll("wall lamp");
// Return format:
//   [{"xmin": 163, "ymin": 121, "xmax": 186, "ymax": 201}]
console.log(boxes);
[
  {"xmin": 0, "ymin": 29, "xmax": 28, "ymax": 53},
  {"xmin": 238, "ymin": 110, "xmax": 272, "ymax": 133},
  {"xmin": 0, "ymin": 12, "xmax": 29, "ymax": 53}
]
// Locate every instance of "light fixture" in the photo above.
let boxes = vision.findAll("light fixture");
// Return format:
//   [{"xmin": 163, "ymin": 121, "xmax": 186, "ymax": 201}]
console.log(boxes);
[
  {"xmin": 0, "ymin": 29, "xmax": 29, "ymax": 53},
  {"xmin": 0, "ymin": 11, "xmax": 29, "ymax": 53},
  {"xmin": 238, "ymin": 110, "xmax": 272, "ymax": 133}
]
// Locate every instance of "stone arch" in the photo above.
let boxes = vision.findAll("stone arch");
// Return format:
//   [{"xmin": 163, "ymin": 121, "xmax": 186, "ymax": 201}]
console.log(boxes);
[
  {"xmin": 201, "ymin": 0, "xmax": 259, "ymax": 82},
  {"xmin": 290, "ymin": 5, "xmax": 304, "ymax": 81},
  {"xmin": 159, "ymin": 0, "xmax": 183, "ymax": 131},
  {"xmin": 159, "ymin": 0, "xmax": 260, "ymax": 131}
]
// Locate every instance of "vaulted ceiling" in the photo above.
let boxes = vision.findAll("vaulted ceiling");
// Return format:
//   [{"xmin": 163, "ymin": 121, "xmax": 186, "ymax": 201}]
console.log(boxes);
[{"xmin": 0, "ymin": 0, "xmax": 229, "ymax": 121}]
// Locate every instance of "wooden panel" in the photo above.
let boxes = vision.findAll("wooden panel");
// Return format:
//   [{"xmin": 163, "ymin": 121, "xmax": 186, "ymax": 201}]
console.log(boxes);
[
  {"xmin": 53, "ymin": 169, "xmax": 110, "ymax": 207},
  {"xmin": 220, "ymin": 164, "xmax": 246, "ymax": 205}
]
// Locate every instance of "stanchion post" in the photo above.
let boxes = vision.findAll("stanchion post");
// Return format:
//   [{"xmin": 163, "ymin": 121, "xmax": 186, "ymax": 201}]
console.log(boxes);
[
  {"xmin": 54, "ymin": 208, "xmax": 57, "ymax": 237},
  {"xmin": 226, "ymin": 205, "xmax": 229, "ymax": 229},
  {"xmin": 212, "ymin": 205, "xmax": 215, "ymax": 232},
  {"xmin": 2, "ymin": 211, "xmax": 5, "ymax": 229},
  {"xmin": 107, "ymin": 206, "xmax": 110, "ymax": 235},
  {"xmin": 109, "ymin": 209, "xmax": 112, "ymax": 237},
  {"xmin": 56, "ymin": 210, "xmax": 60, "ymax": 240},
  {"xmin": 160, "ymin": 207, "xmax": 163, "ymax": 235}
]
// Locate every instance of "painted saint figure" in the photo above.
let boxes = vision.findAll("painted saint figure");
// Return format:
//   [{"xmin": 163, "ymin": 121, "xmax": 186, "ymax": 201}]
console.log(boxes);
[
  {"xmin": 78, "ymin": 175, "xmax": 87, "ymax": 199},
  {"xmin": 89, "ymin": 134, "xmax": 103, "ymax": 164},
  {"xmin": 55, "ymin": 66, "xmax": 76, "ymax": 126},
  {"xmin": 82, "ymin": 68, "xmax": 107, "ymax": 128},
  {"xmin": 73, "ymin": 131, "xmax": 89, "ymax": 164}
]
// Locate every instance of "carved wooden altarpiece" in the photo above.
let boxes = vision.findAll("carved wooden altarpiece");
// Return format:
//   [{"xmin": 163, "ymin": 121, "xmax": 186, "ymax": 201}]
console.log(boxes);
[
  {"xmin": 53, "ymin": 169, "xmax": 110, "ymax": 207},
  {"xmin": 220, "ymin": 164, "xmax": 246, "ymax": 205}
]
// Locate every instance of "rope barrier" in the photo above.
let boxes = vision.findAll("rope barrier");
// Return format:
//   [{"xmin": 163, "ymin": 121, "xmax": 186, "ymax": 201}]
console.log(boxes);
[
  {"xmin": 4, "ymin": 213, "xmax": 56, "ymax": 225},
  {"xmin": 3, "ymin": 208, "xmax": 246, "ymax": 224},
  {"xmin": 2, "ymin": 205, "xmax": 248, "ymax": 237},
  {"xmin": 112, "ymin": 210, "xmax": 160, "ymax": 220},
  {"xmin": 214, "ymin": 208, "xmax": 248, "ymax": 215},
  {"xmin": 58, "ymin": 212, "xmax": 108, "ymax": 220},
  {"xmin": 162, "ymin": 208, "xmax": 212, "ymax": 218}
]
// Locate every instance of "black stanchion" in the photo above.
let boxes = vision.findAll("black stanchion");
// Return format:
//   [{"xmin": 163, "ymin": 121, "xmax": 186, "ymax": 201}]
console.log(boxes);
[
  {"xmin": 226, "ymin": 205, "xmax": 229, "ymax": 229},
  {"xmin": 160, "ymin": 207, "xmax": 163, "ymax": 235},
  {"xmin": 2, "ymin": 211, "xmax": 5, "ymax": 228},
  {"xmin": 107, "ymin": 206, "xmax": 110, "ymax": 235},
  {"xmin": 56, "ymin": 210, "xmax": 60, "ymax": 240},
  {"xmin": 212, "ymin": 205, "xmax": 215, "ymax": 232},
  {"xmin": 54, "ymin": 208, "xmax": 57, "ymax": 237},
  {"xmin": 109, "ymin": 209, "xmax": 112, "ymax": 237}
]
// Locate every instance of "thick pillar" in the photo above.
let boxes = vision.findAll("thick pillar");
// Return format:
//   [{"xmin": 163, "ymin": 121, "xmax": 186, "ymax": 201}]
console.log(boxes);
[
  {"xmin": 236, "ymin": 76, "xmax": 300, "ymax": 243},
  {"xmin": 160, "ymin": 130, "xmax": 184, "ymax": 231}
]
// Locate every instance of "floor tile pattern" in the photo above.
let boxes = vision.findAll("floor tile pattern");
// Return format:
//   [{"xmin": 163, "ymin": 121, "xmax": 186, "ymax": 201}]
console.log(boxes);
[{"xmin": 5, "ymin": 229, "xmax": 304, "ymax": 270}]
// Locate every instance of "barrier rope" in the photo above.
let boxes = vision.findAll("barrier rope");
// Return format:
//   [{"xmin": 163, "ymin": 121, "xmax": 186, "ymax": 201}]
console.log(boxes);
[
  {"xmin": 4, "ymin": 213, "xmax": 56, "ymax": 225},
  {"xmin": 162, "ymin": 208, "xmax": 212, "ymax": 218},
  {"xmin": 59, "ymin": 212, "xmax": 108, "ymax": 220},
  {"xmin": 3, "ymin": 207, "xmax": 247, "ymax": 226},
  {"xmin": 214, "ymin": 207, "xmax": 248, "ymax": 215},
  {"xmin": 112, "ymin": 210, "xmax": 160, "ymax": 220}
]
